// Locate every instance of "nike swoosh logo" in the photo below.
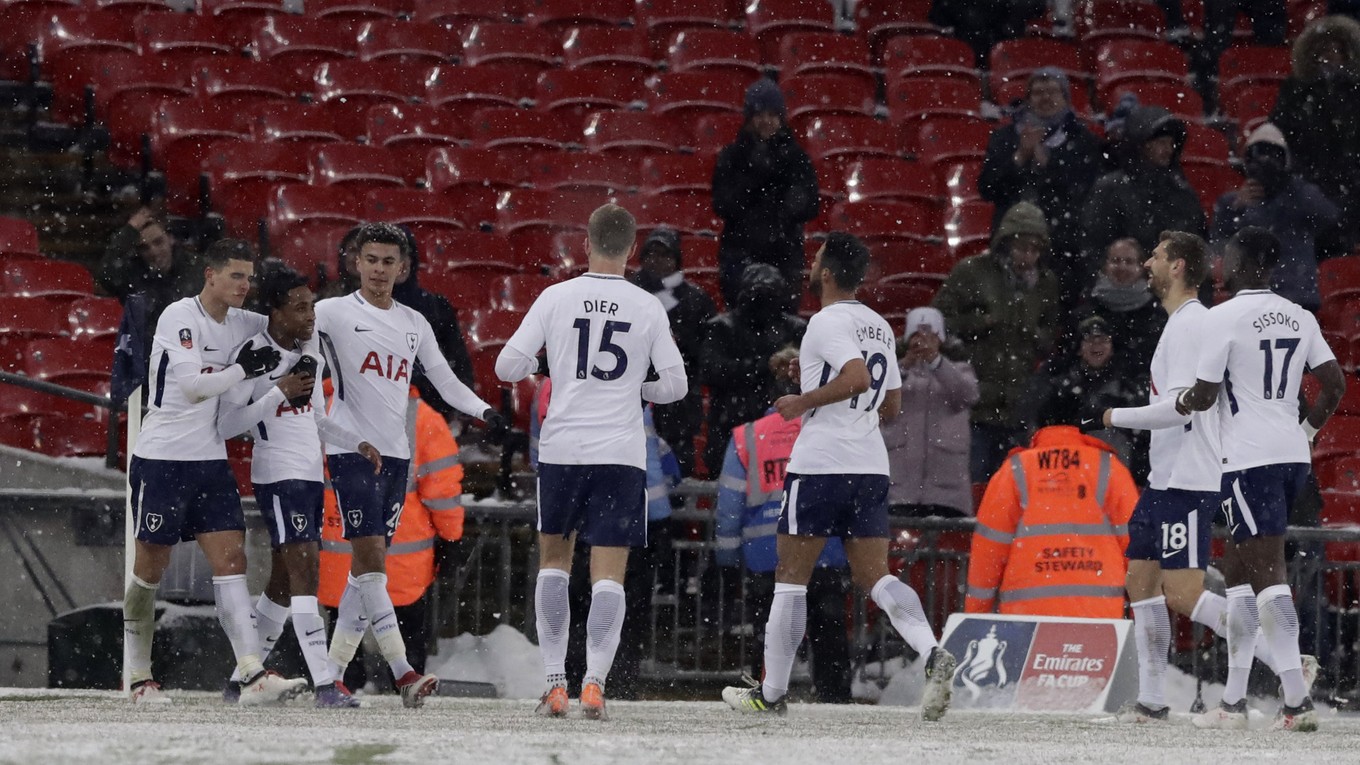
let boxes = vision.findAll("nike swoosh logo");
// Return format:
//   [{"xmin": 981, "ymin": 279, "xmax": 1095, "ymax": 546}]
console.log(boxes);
[
  {"xmin": 373, "ymin": 613, "xmax": 393, "ymax": 626},
  {"xmin": 204, "ymin": 346, "xmax": 220, "ymax": 352},
  {"xmin": 1081, "ymin": 419, "xmax": 1097, "ymax": 428},
  {"xmin": 354, "ymin": 326, "xmax": 373, "ymax": 333},
  {"xmin": 305, "ymin": 628, "xmax": 324, "ymax": 636},
  {"xmin": 1162, "ymin": 549, "xmax": 1181, "ymax": 558},
  {"xmin": 269, "ymin": 372, "xmax": 285, "ymax": 380}
]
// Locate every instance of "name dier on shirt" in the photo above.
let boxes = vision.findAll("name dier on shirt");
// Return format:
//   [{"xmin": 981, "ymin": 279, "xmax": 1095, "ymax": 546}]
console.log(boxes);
[{"xmin": 584, "ymin": 299, "xmax": 620, "ymax": 316}]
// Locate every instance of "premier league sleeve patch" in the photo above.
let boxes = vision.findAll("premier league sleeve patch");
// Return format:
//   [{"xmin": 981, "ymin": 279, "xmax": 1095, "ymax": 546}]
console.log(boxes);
[{"xmin": 179, "ymin": 328, "xmax": 193, "ymax": 349}]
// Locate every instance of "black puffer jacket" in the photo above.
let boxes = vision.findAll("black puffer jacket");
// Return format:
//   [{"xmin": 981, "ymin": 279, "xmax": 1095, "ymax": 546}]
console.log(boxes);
[{"xmin": 393, "ymin": 233, "xmax": 475, "ymax": 417}]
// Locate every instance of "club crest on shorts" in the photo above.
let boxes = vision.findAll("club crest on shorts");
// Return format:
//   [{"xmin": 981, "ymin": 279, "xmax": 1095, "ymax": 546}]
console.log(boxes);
[
  {"xmin": 406, "ymin": 332, "xmax": 418, "ymax": 353},
  {"xmin": 347, "ymin": 509, "xmax": 363, "ymax": 528},
  {"xmin": 145, "ymin": 513, "xmax": 163, "ymax": 532},
  {"xmin": 291, "ymin": 513, "xmax": 308, "ymax": 533},
  {"xmin": 178, "ymin": 328, "xmax": 192, "ymax": 349}
]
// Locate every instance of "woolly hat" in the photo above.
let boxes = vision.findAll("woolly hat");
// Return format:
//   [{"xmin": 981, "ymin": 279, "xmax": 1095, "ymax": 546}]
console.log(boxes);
[
  {"xmin": 1245, "ymin": 122, "xmax": 1291, "ymax": 166},
  {"xmin": 991, "ymin": 201, "xmax": 1050, "ymax": 252},
  {"xmin": 743, "ymin": 77, "xmax": 786, "ymax": 120},
  {"xmin": 904, "ymin": 307, "xmax": 946, "ymax": 340}
]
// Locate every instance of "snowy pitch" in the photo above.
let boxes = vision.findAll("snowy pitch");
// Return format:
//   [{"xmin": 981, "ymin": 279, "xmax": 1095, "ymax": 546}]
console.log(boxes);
[{"xmin": 5, "ymin": 690, "xmax": 1360, "ymax": 764}]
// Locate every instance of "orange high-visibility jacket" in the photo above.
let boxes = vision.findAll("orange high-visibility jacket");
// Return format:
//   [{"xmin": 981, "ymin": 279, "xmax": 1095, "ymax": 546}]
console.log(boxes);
[
  {"xmin": 965, "ymin": 426, "xmax": 1138, "ymax": 619},
  {"xmin": 318, "ymin": 389, "xmax": 464, "ymax": 608}
]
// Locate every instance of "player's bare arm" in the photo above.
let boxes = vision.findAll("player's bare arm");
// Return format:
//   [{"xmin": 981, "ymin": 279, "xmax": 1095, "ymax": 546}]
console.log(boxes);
[
  {"xmin": 1304, "ymin": 359, "xmax": 1346, "ymax": 436},
  {"xmin": 1175, "ymin": 378, "xmax": 1220, "ymax": 415}
]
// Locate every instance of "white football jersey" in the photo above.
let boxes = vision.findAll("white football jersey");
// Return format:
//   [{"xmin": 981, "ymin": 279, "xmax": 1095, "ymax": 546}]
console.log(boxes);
[
  {"xmin": 136, "ymin": 297, "xmax": 267, "ymax": 462},
  {"xmin": 1145, "ymin": 300, "xmax": 1221, "ymax": 492},
  {"xmin": 1195, "ymin": 289, "xmax": 1336, "ymax": 471},
  {"xmin": 787, "ymin": 301, "xmax": 902, "ymax": 476},
  {"xmin": 316, "ymin": 292, "xmax": 482, "ymax": 460},
  {"xmin": 217, "ymin": 332, "xmax": 338, "ymax": 485},
  {"xmin": 503, "ymin": 273, "xmax": 683, "ymax": 470}
]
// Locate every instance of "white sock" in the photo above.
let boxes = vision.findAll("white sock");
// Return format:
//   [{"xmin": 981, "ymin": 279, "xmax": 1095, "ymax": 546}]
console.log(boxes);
[
  {"xmin": 231, "ymin": 595, "xmax": 289, "ymax": 683},
  {"xmin": 123, "ymin": 575, "xmax": 158, "ymax": 685},
  {"xmin": 1257, "ymin": 584, "xmax": 1307, "ymax": 706},
  {"xmin": 870, "ymin": 575, "xmax": 938, "ymax": 656},
  {"xmin": 583, "ymin": 579, "xmax": 626, "ymax": 689},
  {"xmin": 1131, "ymin": 596, "xmax": 1170, "ymax": 710},
  {"xmin": 213, "ymin": 574, "xmax": 263, "ymax": 682},
  {"xmin": 761, "ymin": 583, "xmax": 807, "ymax": 703},
  {"xmin": 291, "ymin": 595, "xmax": 333, "ymax": 687},
  {"xmin": 535, "ymin": 569, "xmax": 570, "ymax": 688},
  {"xmin": 1191, "ymin": 590, "xmax": 1276, "ymax": 671},
  {"xmin": 1222, "ymin": 584, "xmax": 1259, "ymax": 706},
  {"xmin": 355, "ymin": 572, "xmax": 414, "ymax": 679},
  {"xmin": 327, "ymin": 573, "xmax": 367, "ymax": 682}
]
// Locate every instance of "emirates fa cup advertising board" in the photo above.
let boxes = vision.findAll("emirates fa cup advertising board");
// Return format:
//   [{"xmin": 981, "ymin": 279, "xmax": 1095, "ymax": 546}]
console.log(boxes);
[{"xmin": 939, "ymin": 613, "xmax": 1138, "ymax": 713}]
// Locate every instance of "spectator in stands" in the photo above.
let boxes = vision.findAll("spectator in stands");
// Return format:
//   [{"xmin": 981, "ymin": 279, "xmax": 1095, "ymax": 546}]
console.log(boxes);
[
  {"xmin": 629, "ymin": 227, "xmax": 717, "ymax": 476},
  {"xmin": 1270, "ymin": 15, "xmax": 1360, "ymax": 252},
  {"xmin": 392, "ymin": 227, "xmax": 476, "ymax": 411},
  {"xmin": 882, "ymin": 308, "xmax": 980, "ymax": 519},
  {"xmin": 699, "ymin": 264, "xmax": 806, "ymax": 476},
  {"xmin": 714, "ymin": 347, "xmax": 851, "ymax": 703},
  {"xmin": 930, "ymin": 0, "xmax": 1048, "ymax": 66},
  {"xmin": 1037, "ymin": 316, "xmax": 1145, "ymax": 468},
  {"xmin": 1049, "ymin": 0, "xmax": 1190, "ymax": 41},
  {"xmin": 96, "ymin": 206, "xmax": 200, "ymax": 326},
  {"xmin": 933, "ymin": 201, "xmax": 1061, "ymax": 483},
  {"xmin": 979, "ymin": 67, "xmax": 1102, "ymax": 306},
  {"xmin": 1211, "ymin": 123, "xmax": 1341, "ymax": 312},
  {"xmin": 1081, "ymin": 105, "xmax": 1204, "ymax": 291},
  {"xmin": 320, "ymin": 226, "xmax": 362, "ymax": 299},
  {"xmin": 964, "ymin": 418, "xmax": 1139, "ymax": 619},
  {"xmin": 1070, "ymin": 238, "xmax": 1165, "ymax": 380},
  {"xmin": 712, "ymin": 77, "xmax": 820, "ymax": 312}
]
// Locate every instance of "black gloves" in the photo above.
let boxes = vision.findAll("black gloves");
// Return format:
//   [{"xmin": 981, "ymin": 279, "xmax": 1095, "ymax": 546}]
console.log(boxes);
[
  {"xmin": 235, "ymin": 340, "xmax": 281, "ymax": 379},
  {"xmin": 285, "ymin": 354, "xmax": 318, "ymax": 408},
  {"xmin": 482, "ymin": 408, "xmax": 510, "ymax": 445},
  {"xmin": 1078, "ymin": 401, "xmax": 1108, "ymax": 433}
]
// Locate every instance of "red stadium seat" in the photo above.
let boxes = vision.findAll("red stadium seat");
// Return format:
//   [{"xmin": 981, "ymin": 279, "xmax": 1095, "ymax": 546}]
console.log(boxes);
[
  {"xmin": 527, "ymin": 151, "xmax": 638, "ymax": 193},
  {"xmin": 881, "ymin": 34, "xmax": 977, "ymax": 84},
  {"xmin": 135, "ymin": 12, "xmax": 236, "ymax": 67},
  {"xmin": 250, "ymin": 17, "xmax": 356, "ymax": 73},
  {"xmin": 494, "ymin": 190, "xmax": 605, "ymax": 236},
  {"xmin": 0, "ymin": 384, "xmax": 95, "ymax": 423},
  {"xmin": 425, "ymin": 146, "xmax": 527, "ymax": 193},
  {"xmin": 665, "ymin": 29, "xmax": 763, "ymax": 76},
  {"xmin": 1320, "ymin": 258, "xmax": 1360, "ymax": 303},
  {"xmin": 199, "ymin": 0, "xmax": 289, "ymax": 20},
  {"xmin": 54, "ymin": 51, "xmax": 189, "ymax": 128},
  {"xmin": 419, "ymin": 231, "xmax": 520, "ymax": 276},
  {"xmin": 365, "ymin": 188, "xmax": 468, "ymax": 238},
  {"xmin": 412, "ymin": 0, "xmax": 519, "ymax": 29},
  {"xmin": 1078, "ymin": 0, "xmax": 1165, "ymax": 43},
  {"xmin": 355, "ymin": 19, "xmax": 460, "ymax": 65},
  {"xmin": 152, "ymin": 98, "xmax": 251, "ymax": 214},
  {"xmin": 844, "ymin": 157, "xmax": 941, "ymax": 205},
  {"xmin": 191, "ymin": 58, "xmax": 301, "ymax": 112},
  {"xmin": 646, "ymin": 71, "xmax": 752, "ymax": 121},
  {"xmin": 827, "ymin": 200, "xmax": 935, "ymax": 246},
  {"xmin": 1317, "ymin": 455, "xmax": 1360, "ymax": 494},
  {"xmin": 33, "ymin": 413, "xmax": 109, "ymax": 458},
  {"xmin": 266, "ymin": 184, "xmax": 365, "ymax": 246},
  {"xmin": 425, "ymin": 63, "xmax": 538, "ymax": 111},
  {"xmin": 465, "ymin": 308, "xmax": 528, "ymax": 349},
  {"xmin": 521, "ymin": 0, "xmax": 631, "ymax": 30},
  {"xmin": 638, "ymin": 153, "xmax": 715, "ymax": 197},
  {"xmin": 1226, "ymin": 82, "xmax": 1279, "ymax": 138},
  {"xmin": 869, "ymin": 240, "xmax": 954, "ymax": 282},
  {"xmin": 885, "ymin": 76, "xmax": 983, "ymax": 122},
  {"xmin": 1102, "ymin": 79, "xmax": 1204, "ymax": 119},
  {"xmin": 312, "ymin": 60, "xmax": 431, "ymax": 130},
  {"xmin": 938, "ymin": 159, "xmax": 983, "ymax": 206},
  {"xmin": 629, "ymin": 194, "xmax": 721, "ymax": 236},
  {"xmin": 65, "ymin": 295, "xmax": 122, "ymax": 338},
  {"xmin": 1182, "ymin": 122, "xmax": 1234, "ymax": 163},
  {"xmin": 0, "ymin": 295, "xmax": 70, "ymax": 348},
  {"xmin": 35, "ymin": 9, "xmax": 137, "ymax": 73},
  {"xmin": 1094, "ymin": 39, "xmax": 1189, "ymax": 94},
  {"xmin": 745, "ymin": 0, "xmax": 836, "ymax": 51},
  {"xmin": 461, "ymin": 22, "xmax": 559, "ymax": 68},
  {"xmin": 773, "ymin": 32, "xmax": 874, "ymax": 84},
  {"xmin": 1, "ymin": 259, "xmax": 93, "ymax": 298},
  {"xmin": 988, "ymin": 38, "xmax": 1083, "ymax": 95},
  {"xmin": 561, "ymin": 26, "xmax": 655, "ymax": 75},
  {"xmin": 308, "ymin": 0, "xmax": 405, "ymax": 22},
  {"xmin": 245, "ymin": 102, "xmax": 345, "ymax": 145},
  {"xmin": 862, "ymin": 280, "xmax": 939, "ymax": 318},
  {"xmin": 803, "ymin": 115, "xmax": 898, "ymax": 164},
  {"xmin": 783, "ymin": 74, "xmax": 877, "ymax": 123},
  {"xmin": 468, "ymin": 107, "xmax": 578, "ymax": 150},
  {"xmin": 1182, "ymin": 162, "xmax": 1242, "ymax": 216},
  {"xmin": 24, "ymin": 338, "xmax": 112, "ymax": 392},
  {"xmin": 1320, "ymin": 490, "xmax": 1360, "ymax": 526},
  {"xmin": 851, "ymin": 0, "xmax": 937, "ymax": 58},
  {"xmin": 535, "ymin": 68, "xmax": 647, "ymax": 115},
  {"xmin": 366, "ymin": 103, "xmax": 463, "ymax": 181},
  {"xmin": 309, "ymin": 144, "xmax": 405, "ymax": 188},
  {"xmin": 271, "ymin": 222, "xmax": 353, "ymax": 287},
  {"xmin": 490, "ymin": 274, "xmax": 557, "ymax": 311},
  {"xmin": 203, "ymin": 140, "xmax": 311, "ymax": 240},
  {"xmin": 1316, "ymin": 416, "xmax": 1360, "ymax": 463},
  {"xmin": 944, "ymin": 201, "xmax": 995, "ymax": 259},
  {"xmin": 635, "ymin": 0, "xmax": 733, "ymax": 43},
  {"xmin": 583, "ymin": 111, "xmax": 689, "ymax": 153},
  {"xmin": 0, "ymin": 217, "xmax": 41, "ymax": 258},
  {"xmin": 1218, "ymin": 45, "xmax": 1291, "ymax": 107},
  {"xmin": 691, "ymin": 112, "xmax": 745, "ymax": 151},
  {"xmin": 912, "ymin": 116, "xmax": 993, "ymax": 165},
  {"xmin": 681, "ymin": 236, "xmax": 720, "ymax": 272}
]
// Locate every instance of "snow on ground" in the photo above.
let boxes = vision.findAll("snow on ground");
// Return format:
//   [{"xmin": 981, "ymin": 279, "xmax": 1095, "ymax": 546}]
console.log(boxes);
[{"xmin": 4, "ymin": 690, "xmax": 1360, "ymax": 765}]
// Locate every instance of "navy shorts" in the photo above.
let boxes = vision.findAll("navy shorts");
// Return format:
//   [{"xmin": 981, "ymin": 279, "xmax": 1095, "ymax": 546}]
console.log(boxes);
[
  {"xmin": 1126, "ymin": 488, "xmax": 1217, "ymax": 570},
  {"xmin": 327, "ymin": 453, "xmax": 411, "ymax": 541},
  {"xmin": 129, "ymin": 456, "xmax": 244, "ymax": 545},
  {"xmin": 537, "ymin": 463, "xmax": 647, "ymax": 547},
  {"xmin": 1221, "ymin": 463, "xmax": 1309, "ymax": 543},
  {"xmin": 253, "ymin": 480, "xmax": 324, "ymax": 547},
  {"xmin": 778, "ymin": 472, "xmax": 891, "ymax": 539}
]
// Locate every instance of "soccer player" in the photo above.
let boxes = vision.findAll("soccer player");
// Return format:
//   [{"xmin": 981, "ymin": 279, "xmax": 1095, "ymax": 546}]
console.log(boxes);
[
  {"xmin": 123, "ymin": 239, "xmax": 308, "ymax": 705},
  {"xmin": 315, "ymin": 222, "xmax": 503, "ymax": 709},
  {"xmin": 495, "ymin": 204, "xmax": 688, "ymax": 720},
  {"xmin": 1098, "ymin": 231, "xmax": 1300, "ymax": 722},
  {"xmin": 1176, "ymin": 226, "xmax": 1346, "ymax": 732},
  {"xmin": 216, "ymin": 262, "xmax": 380, "ymax": 708},
  {"xmin": 721, "ymin": 232, "xmax": 956, "ymax": 720}
]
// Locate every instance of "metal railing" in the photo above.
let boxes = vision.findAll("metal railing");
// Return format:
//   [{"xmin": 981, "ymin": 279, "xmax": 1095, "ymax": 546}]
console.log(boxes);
[{"xmin": 0, "ymin": 371, "xmax": 125, "ymax": 469}]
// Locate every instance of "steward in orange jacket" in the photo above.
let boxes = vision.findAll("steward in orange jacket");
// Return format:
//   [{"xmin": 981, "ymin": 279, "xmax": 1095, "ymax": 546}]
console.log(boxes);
[
  {"xmin": 320, "ymin": 389, "xmax": 463, "ymax": 650},
  {"xmin": 965, "ymin": 425, "xmax": 1138, "ymax": 619}
]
